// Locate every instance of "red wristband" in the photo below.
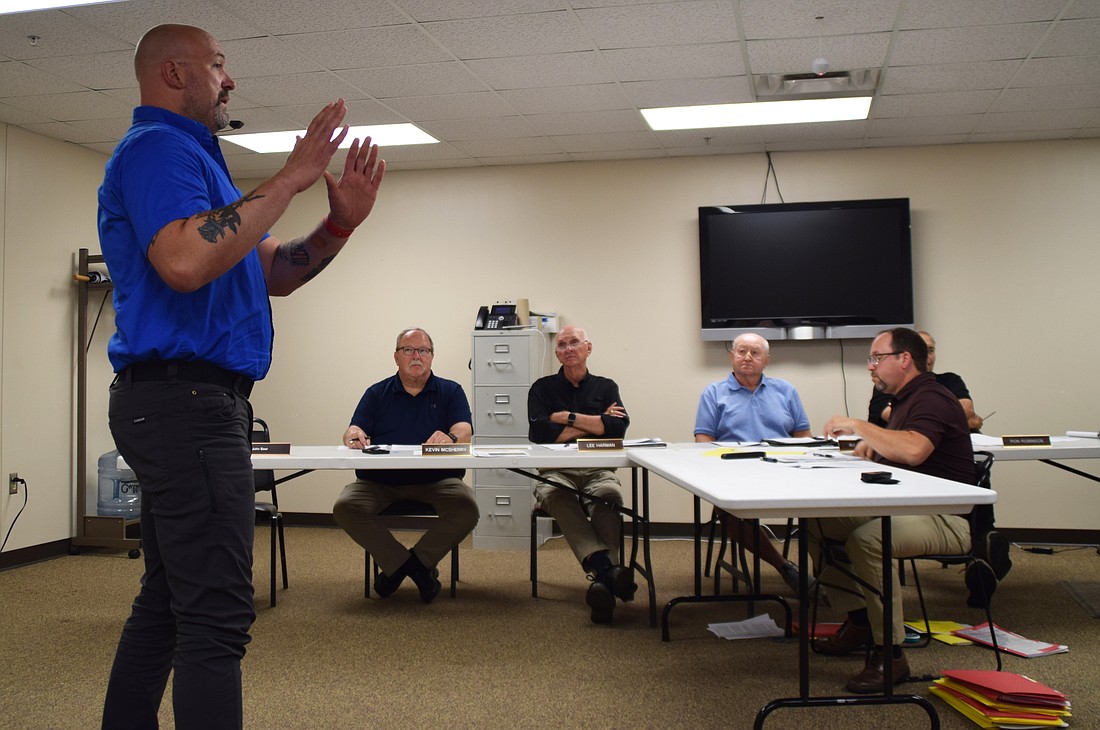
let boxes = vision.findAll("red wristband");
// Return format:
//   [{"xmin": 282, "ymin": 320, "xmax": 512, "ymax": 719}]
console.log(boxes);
[{"xmin": 323, "ymin": 216, "xmax": 355, "ymax": 238}]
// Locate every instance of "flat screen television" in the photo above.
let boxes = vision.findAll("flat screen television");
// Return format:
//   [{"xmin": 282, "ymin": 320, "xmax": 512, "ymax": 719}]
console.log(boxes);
[{"xmin": 699, "ymin": 197, "xmax": 913, "ymax": 341}]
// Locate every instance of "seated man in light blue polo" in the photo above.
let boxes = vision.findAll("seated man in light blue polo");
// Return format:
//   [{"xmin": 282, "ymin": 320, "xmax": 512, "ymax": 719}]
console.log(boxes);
[{"xmin": 694, "ymin": 332, "xmax": 813, "ymax": 593}]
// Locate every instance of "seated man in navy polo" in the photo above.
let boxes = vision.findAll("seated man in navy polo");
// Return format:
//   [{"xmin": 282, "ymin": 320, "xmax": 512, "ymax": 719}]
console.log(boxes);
[{"xmin": 334, "ymin": 328, "xmax": 479, "ymax": 603}]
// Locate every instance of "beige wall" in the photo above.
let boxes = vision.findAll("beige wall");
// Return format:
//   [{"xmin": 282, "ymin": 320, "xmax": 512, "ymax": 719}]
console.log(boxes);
[{"xmin": 2, "ymin": 125, "xmax": 1098, "ymax": 552}]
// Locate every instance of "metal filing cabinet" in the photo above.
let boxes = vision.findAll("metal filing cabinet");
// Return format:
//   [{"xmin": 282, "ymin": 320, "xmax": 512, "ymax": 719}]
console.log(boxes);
[{"xmin": 471, "ymin": 329, "xmax": 552, "ymax": 549}]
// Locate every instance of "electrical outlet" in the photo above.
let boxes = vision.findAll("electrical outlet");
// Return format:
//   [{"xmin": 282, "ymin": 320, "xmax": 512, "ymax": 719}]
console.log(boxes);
[{"xmin": 9, "ymin": 473, "xmax": 18, "ymax": 495}]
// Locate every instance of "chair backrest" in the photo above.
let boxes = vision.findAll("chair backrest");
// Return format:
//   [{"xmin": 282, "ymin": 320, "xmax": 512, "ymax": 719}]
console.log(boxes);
[
  {"xmin": 973, "ymin": 450, "xmax": 995, "ymax": 488},
  {"xmin": 969, "ymin": 450, "xmax": 996, "ymax": 538},
  {"xmin": 251, "ymin": 417, "xmax": 277, "ymax": 496}
]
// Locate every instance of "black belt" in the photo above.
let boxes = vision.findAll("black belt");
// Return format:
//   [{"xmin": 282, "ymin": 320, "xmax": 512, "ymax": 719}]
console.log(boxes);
[{"xmin": 121, "ymin": 360, "xmax": 254, "ymax": 398}]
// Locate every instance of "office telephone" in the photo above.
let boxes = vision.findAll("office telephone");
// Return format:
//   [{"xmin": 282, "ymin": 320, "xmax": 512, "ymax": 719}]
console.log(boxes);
[{"xmin": 475, "ymin": 304, "xmax": 519, "ymax": 330}]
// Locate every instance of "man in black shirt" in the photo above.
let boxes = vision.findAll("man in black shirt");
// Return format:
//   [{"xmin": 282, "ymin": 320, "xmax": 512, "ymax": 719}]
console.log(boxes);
[
  {"xmin": 868, "ymin": 330, "xmax": 985, "ymax": 432},
  {"xmin": 528, "ymin": 325, "xmax": 635, "ymax": 624}
]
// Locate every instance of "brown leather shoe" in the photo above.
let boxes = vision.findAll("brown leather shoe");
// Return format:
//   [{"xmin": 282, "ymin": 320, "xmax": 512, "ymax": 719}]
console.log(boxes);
[
  {"xmin": 813, "ymin": 620, "xmax": 872, "ymax": 656},
  {"xmin": 845, "ymin": 647, "xmax": 911, "ymax": 694}
]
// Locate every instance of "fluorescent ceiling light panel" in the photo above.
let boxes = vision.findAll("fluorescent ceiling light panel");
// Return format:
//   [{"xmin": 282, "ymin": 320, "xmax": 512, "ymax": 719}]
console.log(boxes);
[
  {"xmin": 222, "ymin": 124, "xmax": 438, "ymax": 154},
  {"xmin": 2, "ymin": 0, "xmax": 126, "ymax": 13},
  {"xmin": 641, "ymin": 97, "xmax": 872, "ymax": 131}
]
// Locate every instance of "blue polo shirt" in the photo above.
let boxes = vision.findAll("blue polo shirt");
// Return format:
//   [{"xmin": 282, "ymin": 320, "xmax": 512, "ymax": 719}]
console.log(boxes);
[
  {"xmin": 350, "ymin": 373, "xmax": 473, "ymax": 485},
  {"xmin": 694, "ymin": 373, "xmax": 810, "ymax": 442},
  {"xmin": 98, "ymin": 106, "xmax": 273, "ymax": 380}
]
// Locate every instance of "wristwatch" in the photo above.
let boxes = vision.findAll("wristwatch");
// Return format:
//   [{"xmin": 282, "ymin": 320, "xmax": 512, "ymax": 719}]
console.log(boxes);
[
  {"xmin": 447, "ymin": 431, "xmax": 459, "ymax": 443},
  {"xmin": 567, "ymin": 412, "xmax": 576, "ymax": 425}
]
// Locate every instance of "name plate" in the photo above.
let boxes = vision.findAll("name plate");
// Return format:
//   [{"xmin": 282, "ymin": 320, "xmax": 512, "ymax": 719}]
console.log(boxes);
[
  {"xmin": 422, "ymin": 442, "xmax": 471, "ymax": 456},
  {"xmin": 251, "ymin": 442, "xmax": 291, "ymax": 454},
  {"xmin": 577, "ymin": 438, "xmax": 624, "ymax": 452},
  {"xmin": 1002, "ymin": 434, "xmax": 1051, "ymax": 447}
]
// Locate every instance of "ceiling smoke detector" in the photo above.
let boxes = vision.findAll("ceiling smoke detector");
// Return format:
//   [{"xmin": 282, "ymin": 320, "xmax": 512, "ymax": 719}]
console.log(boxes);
[{"xmin": 754, "ymin": 68, "xmax": 880, "ymax": 101}]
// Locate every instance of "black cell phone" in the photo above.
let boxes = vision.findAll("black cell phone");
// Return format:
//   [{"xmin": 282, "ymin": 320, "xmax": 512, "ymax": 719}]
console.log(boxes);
[
  {"xmin": 362, "ymin": 446, "xmax": 390, "ymax": 454},
  {"xmin": 861, "ymin": 471, "xmax": 898, "ymax": 484},
  {"xmin": 721, "ymin": 451, "xmax": 766, "ymax": 460}
]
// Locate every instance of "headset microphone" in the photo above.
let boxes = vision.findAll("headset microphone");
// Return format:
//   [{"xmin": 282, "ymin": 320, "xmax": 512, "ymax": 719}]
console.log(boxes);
[{"xmin": 228, "ymin": 120, "xmax": 244, "ymax": 130}]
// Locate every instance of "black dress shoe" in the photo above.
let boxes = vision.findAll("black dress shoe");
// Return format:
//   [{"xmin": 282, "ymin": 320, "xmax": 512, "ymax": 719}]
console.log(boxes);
[
  {"xmin": 373, "ymin": 566, "xmax": 408, "ymax": 598},
  {"xmin": 813, "ymin": 619, "xmax": 872, "ymax": 656},
  {"xmin": 979, "ymin": 531, "xmax": 1012, "ymax": 580},
  {"xmin": 586, "ymin": 581, "xmax": 615, "ymax": 624},
  {"xmin": 965, "ymin": 559, "xmax": 997, "ymax": 608},
  {"xmin": 605, "ymin": 565, "xmax": 637, "ymax": 602},
  {"xmin": 845, "ymin": 647, "xmax": 910, "ymax": 694},
  {"xmin": 404, "ymin": 553, "xmax": 442, "ymax": 604}
]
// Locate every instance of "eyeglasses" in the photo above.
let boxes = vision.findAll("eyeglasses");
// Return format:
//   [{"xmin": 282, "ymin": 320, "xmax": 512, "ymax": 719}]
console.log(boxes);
[
  {"xmin": 731, "ymin": 347, "xmax": 767, "ymax": 360},
  {"xmin": 397, "ymin": 347, "xmax": 433, "ymax": 357},
  {"xmin": 867, "ymin": 351, "xmax": 902, "ymax": 366},
  {"xmin": 555, "ymin": 340, "xmax": 588, "ymax": 352}
]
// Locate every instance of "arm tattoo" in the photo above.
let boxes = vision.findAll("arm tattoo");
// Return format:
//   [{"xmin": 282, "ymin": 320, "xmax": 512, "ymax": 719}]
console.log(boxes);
[
  {"xmin": 276, "ymin": 242, "xmax": 336, "ymax": 283},
  {"xmin": 194, "ymin": 193, "xmax": 263, "ymax": 244}
]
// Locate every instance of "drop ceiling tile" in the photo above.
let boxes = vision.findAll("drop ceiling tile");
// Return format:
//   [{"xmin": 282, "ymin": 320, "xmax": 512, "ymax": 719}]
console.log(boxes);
[
  {"xmin": 232, "ymin": 72, "xmax": 370, "ymax": 107},
  {"xmin": 550, "ymin": 129, "xmax": 660, "ymax": 152},
  {"xmin": 393, "ymin": 0, "xmax": 569, "ymax": 23},
  {"xmin": 277, "ymin": 26, "xmax": 453, "ymax": 71},
  {"xmin": 602, "ymin": 42, "xmax": 744, "ymax": 82},
  {"xmin": 451, "ymin": 136, "xmax": 562, "ymax": 156},
  {"xmin": 0, "ymin": 10, "xmax": 131, "ymax": 61},
  {"xmin": 0, "ymin": 59, "xmax": 87, "ymax": 97},
  {"xmin": 1034, "ymin": 18, "xmax": 1100, "ymax": 57},
  {"xmin": 972, "ymin": 130, "xmax": 1076, "ymax": 143},
  {"xmin": 385, "ymin": 91, "xmax": 517, "ymax": 120},
  {"xmin": 655, "ymin": 125, "xmax": 766, "ymax": 147},
  {"xmin": 525, "ymin": 108, "xmax": 646, "ymax": 135},
  {"xmin": 62, "ymin": 115, "xmax": 132, "ymax": 141},
  {"xmin": 890, "ymin": 24, "xmax": 1049, "ymax": 66},
  {"xmin": 1012, "ymin": 55, "xmax": 1100, "ymax": 86},
  {"xmin": 869, "ymin": 114, "xmax": 983, "ymax": 137},
  {"xmin": 226, "ymin": 0, "xmax": 409, "ymax": 35},
  {"xmin": 747, "ymin": 34, "xmax": 890, "ymax": 75},
  {"xmin": 220, "ymin": 37, "xmax": 324, "ymax": 79},
  {"xmin": 420, "ymin": 115, "xmax": 540, "ymax": 140},
  {"xmin": 65, "ymin": 0, "xmax": 267, "ymax": 44},
  {"xmin": 740, "ymin": 0, "xmax": 899, "ymax": 38},
  {"xmin": 480, "ymin": 152, "xmax": 573, "ymax": 165},
  {"xmin": 623, "ymin": 76, "xmax": 752, "ymax": 107},
  {"xmin": 268, "ymin": 99, "xmax": 406, "ymax": 127},
  {"xmin": 336, "ymin": 62, "xmax": 491, "ymax": 98},
  {"xmin": 0, "ymin": 99, "xmax": 51, "ymax": 125},
  {"xmin": 23, "ymin": 119, "xmax": 114, "ymax": 143},
  {"xmin": 991, "ymin": 84, "xmax": 1100, "ymax": 112},
  {"xmin": 874, "ymin": 89, "xmax": 999, "ymax": 118},
  {"xmin": 22, "ymin": 49, "xmax": 134, "ymax": 91},
  {"xmin": 570, "ymin": 148, "xmax": 670, "ymax": 162},
  {"xmin": 423, "ymin": 11, "xmax": 589, "ymax": 59},
  {"xmin": 465, "ymin": 52, "xmax": 616, "ymax": 89},
  {"xmin": 575, "ymin": 1, "xmax": 738, "ymax": 49},
  {"xmin": 975, "ymin": 108, "xmax": 1096, "ymax": 132},
  {"xmin": 864, "ymin": 134, "xmax": 970, "ymax": 147},
  {"xmin": 881, "ymin": 60, "xmax": 1022, "ymax": 93},
  {"xmin": 900, "ymin": 0, "xmax": 1066, "ymax": 28},
  {"xmin": 761, "ymin": 119, "xmax": 869, "ymax": 141},
  {"xmin": 4, "ymin": 89, "xmax": 132, "ymax": 120},
  {"xmin": 497, "ymin": 83, "xmax": 632, "ymax": 114}
]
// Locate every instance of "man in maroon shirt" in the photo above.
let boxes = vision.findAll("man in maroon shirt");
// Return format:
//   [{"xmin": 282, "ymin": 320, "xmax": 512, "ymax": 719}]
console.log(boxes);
[{"xmin": 809, "ymin": 328, "xmax": 983, "ymax": 694}]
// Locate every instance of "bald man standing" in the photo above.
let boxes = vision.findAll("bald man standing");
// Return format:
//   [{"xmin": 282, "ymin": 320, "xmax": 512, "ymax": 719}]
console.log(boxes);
[{"xmin": 98, "ymin": 24, "xmax": 385, "ymax": 729}]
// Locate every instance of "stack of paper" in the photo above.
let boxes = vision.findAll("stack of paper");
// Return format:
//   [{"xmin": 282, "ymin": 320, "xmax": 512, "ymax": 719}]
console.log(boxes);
[
  {"xmin": 930, "ymin": 669, "xmax": 1071, "ymax": 728},
  {"xmin": 905, "ymin": 619, "xmax": 975, "ymax": 646},
  {"xmin": 952, "ymin": 622, "xmax": 1069, "ymax": 658}
]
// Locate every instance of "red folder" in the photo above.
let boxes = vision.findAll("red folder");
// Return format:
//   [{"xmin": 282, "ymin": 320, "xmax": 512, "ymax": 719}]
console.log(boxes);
[{"xmin": 941, "ymin": 670, "xmax": 1069, "ymax": 709}]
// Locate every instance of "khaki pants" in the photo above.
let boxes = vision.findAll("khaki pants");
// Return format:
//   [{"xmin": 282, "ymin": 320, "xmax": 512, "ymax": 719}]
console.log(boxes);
[
  {"xmin": 333, "ymin": 478, "xmax": 479, "ymax": 575},
  {"xmin": 808, "ymin": 513, "xmax": 970, "ymax": 645},
  {"xmin": 535, "ymin": 468, "xmax": 623, "ymax": 568}
]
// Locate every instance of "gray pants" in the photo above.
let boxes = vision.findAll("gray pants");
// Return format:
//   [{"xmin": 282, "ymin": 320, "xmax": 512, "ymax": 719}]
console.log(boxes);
[
  {"xmin": 535, "ymin": 468, "xmax": 623, "ymax": 568},
  {"xmin": 333, "ymin": 478, "xmax": 479, "ymax": 575}
]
